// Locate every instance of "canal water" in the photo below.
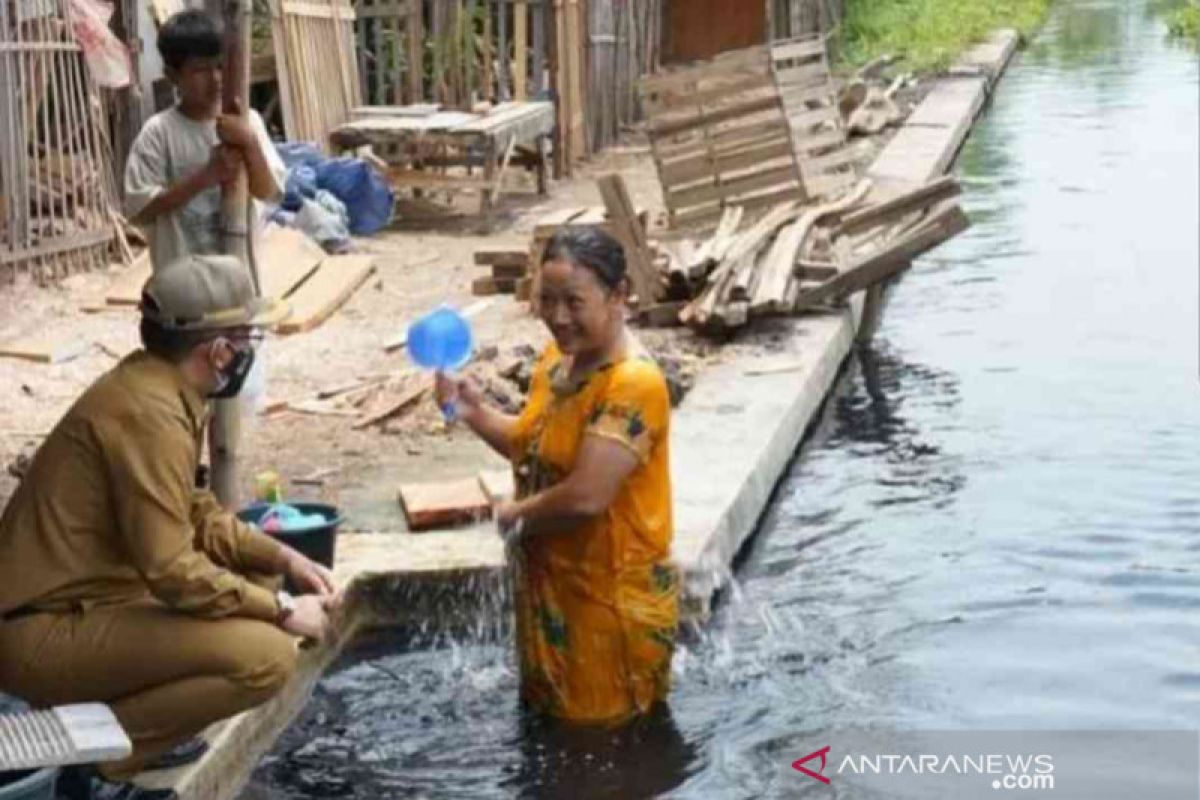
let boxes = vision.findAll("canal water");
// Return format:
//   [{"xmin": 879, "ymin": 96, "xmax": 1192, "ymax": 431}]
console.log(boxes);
[{"xmin": 246, "ymin": 0, "xmax": 1199, "ymax": 796}]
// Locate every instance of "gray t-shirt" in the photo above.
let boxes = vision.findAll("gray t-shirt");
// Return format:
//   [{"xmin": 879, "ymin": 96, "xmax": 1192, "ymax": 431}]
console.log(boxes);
[{"xmin": 124, "ymin": 107, "xmax": 286, "ymax": 272}]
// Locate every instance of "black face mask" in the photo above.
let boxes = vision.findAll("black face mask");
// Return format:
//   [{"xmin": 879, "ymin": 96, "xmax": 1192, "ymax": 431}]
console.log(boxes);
[{"xmin": 208, "ymin": 344, "xmax": 256, "ymax": 399}]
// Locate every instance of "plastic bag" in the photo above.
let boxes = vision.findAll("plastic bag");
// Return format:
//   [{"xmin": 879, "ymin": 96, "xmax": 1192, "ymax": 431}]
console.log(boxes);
[
  {"xmin": 70, "ymin": 0, "xmax": 132, "ymax": 88},
  {"xmin": 315, "ymin": 157, "xmax": 395, "ymax": 235},
  {"xmin": 294, "ymin": 197, "xmax": 351, "ymax": 253},
  {"xmin": 282, "ymin": 164, "xmax": 318, "ymax": 211}
]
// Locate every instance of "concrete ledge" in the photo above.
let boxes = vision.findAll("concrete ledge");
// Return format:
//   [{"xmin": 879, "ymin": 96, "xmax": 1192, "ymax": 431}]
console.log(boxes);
[{"xmin": 156, "ymin": 27, "xmax": 1026, "ymax": 800}]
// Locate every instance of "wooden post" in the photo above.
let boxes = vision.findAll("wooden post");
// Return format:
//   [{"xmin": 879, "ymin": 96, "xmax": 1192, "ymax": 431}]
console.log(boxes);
[
  {"xmin": 513, "ymin": 0, "xmax": 527, "ymax": 99},
  {"xmin": 211, "ymin": 0, "xmax": 255, "ymax": 508},
  {"xmin": 407, "ymin": 0, "xmax": 423, "ymax": 102}
]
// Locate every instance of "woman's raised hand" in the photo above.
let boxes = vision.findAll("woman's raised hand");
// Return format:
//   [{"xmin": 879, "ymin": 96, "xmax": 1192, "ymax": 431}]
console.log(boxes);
[{"xmin": 434, "ymin": 372, "xmax": 484, "ymax": 422}]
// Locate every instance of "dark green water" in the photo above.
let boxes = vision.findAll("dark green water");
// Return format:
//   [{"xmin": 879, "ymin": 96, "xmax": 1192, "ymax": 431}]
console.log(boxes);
[{"xmin": 247, "ymin": 1, "xmax": 1199, "ymax": 796}]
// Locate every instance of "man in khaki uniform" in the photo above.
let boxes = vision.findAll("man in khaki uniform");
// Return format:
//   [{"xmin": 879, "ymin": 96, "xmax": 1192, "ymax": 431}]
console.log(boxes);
[{"xmin": 0, "ymin": 255, "xmax": 339, "ymax": 800}]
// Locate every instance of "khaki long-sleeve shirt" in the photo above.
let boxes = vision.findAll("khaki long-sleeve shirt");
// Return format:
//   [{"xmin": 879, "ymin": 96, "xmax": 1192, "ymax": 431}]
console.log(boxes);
[{"xmin": 0, "ymin": 351, "xmax": 282, "ymax": 621}]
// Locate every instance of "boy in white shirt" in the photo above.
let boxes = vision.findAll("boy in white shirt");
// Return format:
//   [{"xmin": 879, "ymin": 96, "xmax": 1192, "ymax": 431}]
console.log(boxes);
[{"xmin": 125, "ymin": 10, "xmax": 285, "ymax": 271}]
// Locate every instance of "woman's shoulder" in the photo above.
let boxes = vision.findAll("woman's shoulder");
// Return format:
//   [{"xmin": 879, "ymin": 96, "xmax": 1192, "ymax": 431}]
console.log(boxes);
[{"xmin": 606, "ymin": 352, "xmax": 669, "ymax": 399}]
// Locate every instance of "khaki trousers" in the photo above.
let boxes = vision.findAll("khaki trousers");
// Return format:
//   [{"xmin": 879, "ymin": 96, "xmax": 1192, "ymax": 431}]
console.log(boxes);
[{"xmin": 0, "ymin": 592, "xmax": 297, "ymax": 780}]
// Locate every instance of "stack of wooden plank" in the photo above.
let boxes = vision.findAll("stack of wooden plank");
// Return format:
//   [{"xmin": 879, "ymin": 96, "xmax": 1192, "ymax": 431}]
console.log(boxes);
[
  {"xmin": 647, "ymin": 175, "xmax": 969, "ymax": 331},
  {"xmin": 472, "ymin": 249, "xmax": 530, "ymax": 297}
]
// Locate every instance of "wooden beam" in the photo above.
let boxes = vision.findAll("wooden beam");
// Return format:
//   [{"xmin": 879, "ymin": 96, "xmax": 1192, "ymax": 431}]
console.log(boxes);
[
  {"xmin": 834, "ymin": 175, "xmax": 961, "ymax": 237},
  {"xmin": 596, "ymin": 173, "xmax": 659, "ymax": 308}
]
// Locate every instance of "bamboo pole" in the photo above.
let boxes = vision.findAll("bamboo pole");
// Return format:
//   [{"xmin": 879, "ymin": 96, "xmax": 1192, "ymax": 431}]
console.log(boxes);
[{"xmin": 211, "ymin": 0, "xmax": 255, "ymax": 508}]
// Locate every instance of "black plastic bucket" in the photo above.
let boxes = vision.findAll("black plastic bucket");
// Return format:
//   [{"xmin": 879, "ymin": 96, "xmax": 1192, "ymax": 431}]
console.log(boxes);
[
  {"xmin": 0, "ymin": 768, "xmax": 58, "ymax": 800},
  {"xmin": 238, "ymin": 502, "xmax": 343, "ymax": 570}
]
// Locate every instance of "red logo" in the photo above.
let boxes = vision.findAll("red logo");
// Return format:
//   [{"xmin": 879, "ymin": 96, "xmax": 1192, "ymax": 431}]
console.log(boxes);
[{"xmin": 792, "ymin": 746, "xmax": 832, "ymax": 784}]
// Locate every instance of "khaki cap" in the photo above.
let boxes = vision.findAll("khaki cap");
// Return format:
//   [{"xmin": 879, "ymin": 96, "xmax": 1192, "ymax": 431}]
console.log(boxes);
[{"xmin": 140, "ymin": 254, "xmax": 289, "ymax": 331}]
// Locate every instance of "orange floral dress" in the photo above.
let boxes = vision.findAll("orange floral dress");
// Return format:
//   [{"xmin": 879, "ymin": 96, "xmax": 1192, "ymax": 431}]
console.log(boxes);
[{"xmin": 508, "ymin": 341, "xmax": 678, "ymax": 724}]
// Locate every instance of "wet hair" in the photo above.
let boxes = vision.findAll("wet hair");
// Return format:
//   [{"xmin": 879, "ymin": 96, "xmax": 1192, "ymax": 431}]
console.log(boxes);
[
  {"xmin": 139, "ymin": 309, "xmax": 213, "ymax": 363},
  {"xmin": 158, "ymin": 10, "xmax": 223, "ymax": 72},
  {"xmin": 542, "ymin": 226, "xmax": 627, "ymax": 292}
]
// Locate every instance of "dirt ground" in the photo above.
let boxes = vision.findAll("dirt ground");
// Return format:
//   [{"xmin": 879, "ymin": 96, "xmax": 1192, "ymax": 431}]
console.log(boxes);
[
  {"xmin": 0, "ymin": 73, "xmax": 916, "ymax": 531},
  {"xmin": 0, "ymin": 148, "xmax": 723, "ymax": 531}
]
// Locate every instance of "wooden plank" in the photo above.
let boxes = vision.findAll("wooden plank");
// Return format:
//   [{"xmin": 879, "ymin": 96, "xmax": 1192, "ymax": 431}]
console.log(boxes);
[
  {"xmin": 654, "ymin": 119, "xmax": 792, "ymax": 161},
  {"xmin": 259, "ymin": 226, "xmax": 326, "ymax": 299},
  {"xmin": 492, "ymin": 262, "xmax": 528, "ymax": 279},
  {"xmin": 474, "ymin": 249, "xmax": 528, "ymax": 267},
  {"xmin": 514, "ymin": 0, "xmax": 528, "ymax": 100},
  {"xmin": 772, "ymin": 61, "xmax": 829, "ymax": 88},
  {"xmin": 0, "ymin": 338, "xmax": 90, "ymax": 364},
  {"xmin": 276, "ymin": 255, "xmax": 376, "ymax": 334},
  {"xmin": 668, "ymin": 163, "xmax": 800, "ymax": 211},
  {"xmin": 778, "ymin": 81, "xmax": 836, "ymax": 108},
  {"xmin": 399, "ymin": 478, "xmax": 492, "ymax": 530},
  {"xmin": 660, "ymin": 138, "xmax": 794, "ymax": 187},
  {"xmin": 794, "ymin": 202, "xmax": 969, "ymax": 311},
  {"xmin": 770, "ymin": 38, "xmax": 825, "ymax": 62},
  {"xmin": 672, "ymin": 185, "xmax": 803, "ymax": 229},
  {"xmin": 596, "ymin": 173, "xmax": 658, "ymax": 307},
  {"xmin": 648, "ymin": 94, "xmax": 779, "ymax": 138},
  {"xmin": 472, "ymin": 275, "xmax": 518, "ymax": 295},
  {"xmin": 834, "ymin": 175, "xmax": 961, "ymax": 237}
]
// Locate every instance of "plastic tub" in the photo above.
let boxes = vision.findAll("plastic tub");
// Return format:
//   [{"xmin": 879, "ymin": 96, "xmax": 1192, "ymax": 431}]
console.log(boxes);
[
  {"xmin": 0, "ymin": 768, "xmax": 58, "ymax": 800},
  {"xmin": 238, "ymin": 502, "xmax": 343, "ymax": 570}
]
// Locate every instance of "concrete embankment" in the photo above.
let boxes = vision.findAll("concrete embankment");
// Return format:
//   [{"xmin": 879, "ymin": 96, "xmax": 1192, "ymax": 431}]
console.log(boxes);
[{"xmin": 152, "ymin": 29, "xmax": 1021, "ymax": 800}]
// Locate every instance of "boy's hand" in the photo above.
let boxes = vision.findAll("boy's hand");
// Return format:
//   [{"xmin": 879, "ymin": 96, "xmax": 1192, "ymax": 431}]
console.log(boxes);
[
  {"xmin": 215, "ymin": 99, "xmax": 255, "ymax": 148},
  {"xmin": 204, "ymin": 145, "xmax": 241, "ymax": 188}
]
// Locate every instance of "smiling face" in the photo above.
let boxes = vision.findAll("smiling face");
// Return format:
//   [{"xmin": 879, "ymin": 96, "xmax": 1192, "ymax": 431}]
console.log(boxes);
[{"xmin": 538, "ymin": 258, "xmax": 626, "ymax": 358}]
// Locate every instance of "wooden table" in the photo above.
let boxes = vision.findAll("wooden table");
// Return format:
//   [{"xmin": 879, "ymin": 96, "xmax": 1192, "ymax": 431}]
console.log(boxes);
[{"xmin": 329, "ymin": 101, "xmax": 556, "ymax": 228}]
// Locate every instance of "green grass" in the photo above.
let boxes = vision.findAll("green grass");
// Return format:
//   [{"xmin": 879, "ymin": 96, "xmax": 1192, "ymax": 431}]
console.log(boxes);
[
  {"xmin": 839, "ymin": 0, "xmax": 1052, "ymax": 72},
  {"xmin": 1166, "ymin": 1, "xmax": 1199, "ymax": 42}
]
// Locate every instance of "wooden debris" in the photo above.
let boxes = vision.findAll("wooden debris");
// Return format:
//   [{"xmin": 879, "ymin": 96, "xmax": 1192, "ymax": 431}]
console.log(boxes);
[
  {"xmin": 834, "ymin": 176, "xmax": 961, "ymax": 238},
  {"xmin": 0, "ymin": 339, "xmax": 90, "ymax": 364},
  {"xmin": 275, "ymin": 255, "xmax": 376, "ymax": 335},
  {"xmin": 634, "ymin": 301, "xmax": 687, "ymax": 328},
  {"xmin": 293, "ymin": 467, "xmax": 340, "ymax": 487},
  {"xmin": 352, "ymin": 376, "xmax": 428, "ymax": 429},
  {"xmin": 794, "ymin": 201, "xmax": 970, "ymax": 312},
  {"xmin": 286, "ymin": 400, "xmax": 359, "ymax": 418},
  {"xmin": 399, "ymin": 478, "xmax": 492, "ymax": 530}
]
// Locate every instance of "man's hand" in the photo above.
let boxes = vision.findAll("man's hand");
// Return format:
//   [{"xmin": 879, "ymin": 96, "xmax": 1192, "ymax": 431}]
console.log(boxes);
[
  {"xmin": 281, "ymin": 594, "xmax": 329, "ymax": 640},
  {"xmin": 204, "ymin": 145, "xmax": 241, "ymax": 188},
  {"xmin": 280, "ymin": 547, "xmax": 338, "ymax": 598},
  {"xmin": 215, "ymin": 99, "xmax": 255, "ymax": 148}
]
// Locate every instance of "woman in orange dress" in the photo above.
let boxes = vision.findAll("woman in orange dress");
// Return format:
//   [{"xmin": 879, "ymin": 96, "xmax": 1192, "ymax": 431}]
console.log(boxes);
[{"xmin": 436, "ymin": 226, "xmax": 678, "ymax": 724}]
